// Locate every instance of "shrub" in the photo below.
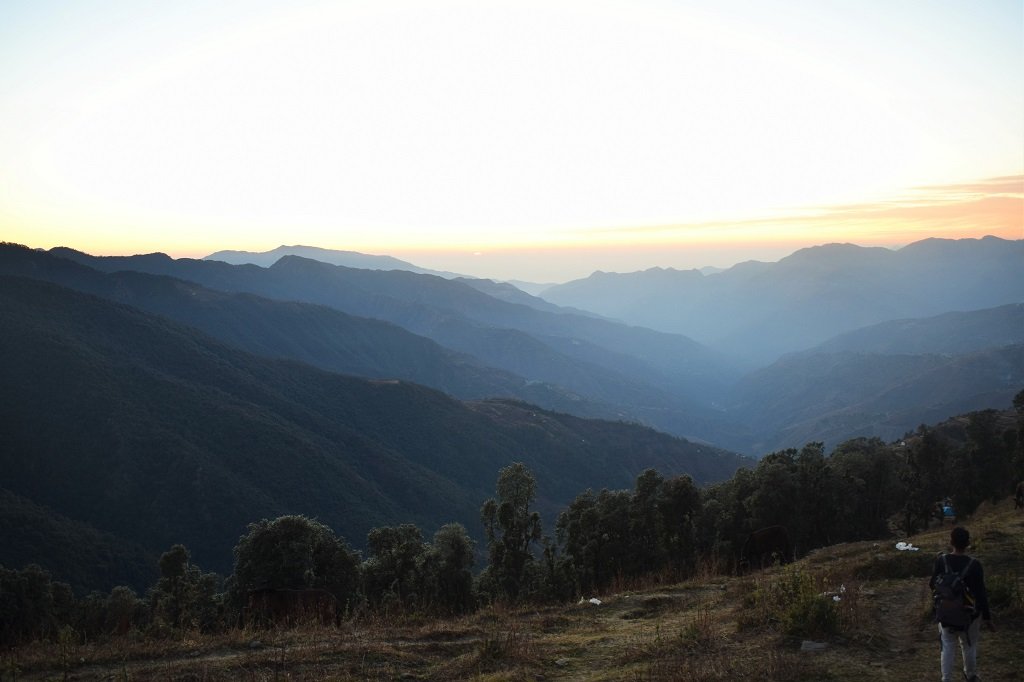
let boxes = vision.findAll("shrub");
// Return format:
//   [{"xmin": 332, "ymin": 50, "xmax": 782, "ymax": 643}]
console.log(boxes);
[
  {"xmin": 736, "ymin": 566, "xmax": 840, "ymax": 638},
  {"xmin": 986, "ymin": 572, "xmax": 1023, "ymax": 616}
]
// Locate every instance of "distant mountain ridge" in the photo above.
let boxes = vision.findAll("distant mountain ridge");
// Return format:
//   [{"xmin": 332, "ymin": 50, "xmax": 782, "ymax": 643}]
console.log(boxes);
[
  {"xmin": 0, "ymin": 244, "xmax": 598, "ymax": 415},
  {"xmin": 205, "ymin": 244, "xmax": 459, "ymax": 278},
  {"xmin": 204, "ymin": 246, "xmax": 559, "ymax": 302},
  {"xmin": 539, "ymin": 237, "xmax": 1024, "ymax": 365},
  {"xmin": 14, "ymin": 238, "xmax": 1020, "ymax": 459},
  {"xmin": 49, "ymin": 246, "xmax": 743, "ymax": 447}
]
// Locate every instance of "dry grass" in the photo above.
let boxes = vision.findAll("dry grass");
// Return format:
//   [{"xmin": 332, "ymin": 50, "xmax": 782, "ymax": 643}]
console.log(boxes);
[{"xmin": 8, "ymin": 499, "xmax": 1024, "ymax": 681}]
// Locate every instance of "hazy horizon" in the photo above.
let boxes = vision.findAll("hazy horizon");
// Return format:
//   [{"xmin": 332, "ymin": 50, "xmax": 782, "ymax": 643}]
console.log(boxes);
[
  {"xmin": 2, "ymin": 1, "xmax": 1022, "ymax": 281},
  {"xmin": 23, "ymin": 231, "xmax": 1022, "ymax": 285},
  {"xmin": 198, "ymin": 236, "xmax": 917, "ymax": 284}
]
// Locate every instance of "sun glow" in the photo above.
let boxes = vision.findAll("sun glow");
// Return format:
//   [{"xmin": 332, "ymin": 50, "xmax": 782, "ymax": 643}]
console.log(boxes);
[{"xmin": 1, "ymin": 1, "xmax": 1021, "ymax": 279}]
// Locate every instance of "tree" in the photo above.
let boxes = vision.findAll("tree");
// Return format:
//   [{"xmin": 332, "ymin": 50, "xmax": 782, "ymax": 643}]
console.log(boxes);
[
  {"xmin": 149, "ymin": 544, "xmax": 220, "ymax": 632},
  {"xmin": 480, "ymin": 462, "xmax": 543, "ymax": 601},
  {"xmin": 830, "ymin": 437, "xmax": 906, "ymax": 540},
  {"xmin": 962, "ymin": 409, "xmax": 1011, "ymax": 509},
  {"xmin": 558, "ymin": 488, "xmax": 621, "ymax": 594},
  {"xmin": 794, "ymin": 442, "xmax": 840, "ymax": 550},
  {"xmin": 0, "ymin": 564, "xmax": 57, "ymax": 645},
  {"xmin": 106, "ymin": 586, "xmax": 147, "ymax": 635},
  {"xmin": 696, "ymin": 466, "xmax": 757, "ymax": 570},
  {"xmin": 657, "ymin": 474, "xmax": 701, "ymax": 576},
  {"xmin": 900, "ymin": 426, "xmax": 952, "ymax": 533},
  {"xmin": 230, "ymin": 516, "xmax": 360, "ymax": 612},
  {"xmin": 746, "ymin": 449, "xmax": 799, "ymax": 535},
  {"xmin": 423, "ymin": 523, "xmax": 476, "ymax": 615},
  {"xmin": 1013, "ymin": 388, "xmax": 1024, "ymax": 481},
  {"xmin": 628, "ymin": 469, "xmax": 667, "ymax": 576},
  {"xmin": 363, "ymin": 524, "xmax": 427, "ymax": 611}
]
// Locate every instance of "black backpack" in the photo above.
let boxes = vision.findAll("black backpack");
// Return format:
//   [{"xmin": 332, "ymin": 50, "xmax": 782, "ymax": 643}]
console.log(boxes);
[{"xmin": 932, "ymin": 554, "xmax": 976, "ymax": 629}]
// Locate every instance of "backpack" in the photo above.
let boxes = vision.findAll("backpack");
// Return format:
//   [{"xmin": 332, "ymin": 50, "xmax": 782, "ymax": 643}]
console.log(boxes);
[{"xmin": 932, "ymin": 554, "xmax": 976, "ymax": 630}]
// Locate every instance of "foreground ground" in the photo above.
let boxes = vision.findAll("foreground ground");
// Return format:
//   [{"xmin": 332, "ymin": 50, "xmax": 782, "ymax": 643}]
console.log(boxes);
[{"xmin": 7, "ymin": 500, "xmax": 1023, "ymax": 681}]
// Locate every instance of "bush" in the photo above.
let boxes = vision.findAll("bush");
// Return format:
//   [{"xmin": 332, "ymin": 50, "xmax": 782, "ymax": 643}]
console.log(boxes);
[
  {"xmin": 986, "ymin": 572, "xmax": 1023, "ymax": 616},
  {"xmin": 782, "ymin": 588, "xmax": 839, "ymax": 637},
  {"xmin": 736, "ymin": 566, "xmax": 840, "ymax": 638}
]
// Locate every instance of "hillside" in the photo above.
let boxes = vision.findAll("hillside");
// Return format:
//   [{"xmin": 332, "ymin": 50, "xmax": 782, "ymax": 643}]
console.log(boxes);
[
  {"xmin": 728, "ymin": 346, "xmax": 1024, "ymax": 453},
  {"xmin": 13, "ymin": 242, "xmax": 1021, "ymax": 458},
  {"xmin": 0, "ymin": 243, "xmax": 605, "ymax": 416},
  {"xmin": 539, "ymin": 236, "xmax": 1024, "ymax": 366},
  {"xmin": 0, "ymin": 489, "xmax": 156, "ymax": 594},
  {"xmin": 723, "ymin": 303, "xmax": 1024, "ymax": 453},
  {"xmin": 24, "ymin": 242, "xmax": 1022, "ymax": 457},
  {"xmin": 52, "ymin": 248, "xmax": 735, "ymax": 392},
  {"xmin": 47, "ymin": 246, "xmax": 744, "ymax": 446},
  {"xmin": 0, "ymin": 275, "xmax": 748, "ymax": 587},
  {"xmin": 10, "ymin": 497, "xmax": 1023, "ymax": 680},
  {"xmin": 811, "ymin": 303, "xmax": 1024, "ymax": 355}
]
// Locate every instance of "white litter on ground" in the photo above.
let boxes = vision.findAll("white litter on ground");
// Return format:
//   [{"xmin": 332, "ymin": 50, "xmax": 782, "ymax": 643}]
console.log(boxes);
[{"xmin": 895, "ymin": 541, "xmax": 919, "ymax": 551}]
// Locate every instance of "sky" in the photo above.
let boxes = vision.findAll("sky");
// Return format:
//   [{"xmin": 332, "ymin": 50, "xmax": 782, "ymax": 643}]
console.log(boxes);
[{"xmin": 1, "ymin": 0, "xmax": 1022, "ymax": 282}]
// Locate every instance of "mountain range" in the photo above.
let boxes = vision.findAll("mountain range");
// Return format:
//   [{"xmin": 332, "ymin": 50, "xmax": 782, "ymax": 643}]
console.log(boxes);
[
  {"xmin": 0, "ymin": 272, "xmax": 746, "ymax": 590},
  {"xmin": 1, "ymin": 235, "xmax": 1020, "ymax": 592},
  {"xmin": 46, "ymin": 245, "xmax": 742, "ymax": 445},
  {"xmin": 539, "ymin": 237, "xmax": 1024, "ymax": 366},
  {"xmin": 0, "ymin": 245, "xmax": 591, "ymax": 413},
  {"xmin": 6, "ymin": 239, "xmax": 1021, "ymax": 456},
  {"xmin": 205, "ymin": 239, "xmax": 1024, "ymax": 453},
  {"xmin": 205, "ymin": 244, "xmax": 458, "ymax": 278}
]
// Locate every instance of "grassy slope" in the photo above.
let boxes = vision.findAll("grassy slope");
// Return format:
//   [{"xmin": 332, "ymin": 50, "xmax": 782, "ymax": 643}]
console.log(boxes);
[{"xmin": 10, "ymin": 499, "xmax": 1022, "ymax": 681}]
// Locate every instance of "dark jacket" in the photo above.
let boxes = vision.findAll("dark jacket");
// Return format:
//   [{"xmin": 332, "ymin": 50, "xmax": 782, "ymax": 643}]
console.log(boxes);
[{"xmin": 929, "ymin": 553, "xmax": 991, "ymax": 621}]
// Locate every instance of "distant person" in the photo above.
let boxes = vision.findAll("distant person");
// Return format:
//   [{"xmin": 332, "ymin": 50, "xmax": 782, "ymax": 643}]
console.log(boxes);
[
  {"xmin": 941, "ymin": 497, "xmax": 956, "ymax": 524},
  {"xmin": 929, "ymin": 526, "xmax": 994, "ymax": 682}
]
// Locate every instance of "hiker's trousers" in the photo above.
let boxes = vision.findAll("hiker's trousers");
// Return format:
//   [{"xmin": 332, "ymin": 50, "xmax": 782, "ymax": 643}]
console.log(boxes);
[{"xmin": 939, "ymin": 617, "xmax": 981, "ymax": 682}]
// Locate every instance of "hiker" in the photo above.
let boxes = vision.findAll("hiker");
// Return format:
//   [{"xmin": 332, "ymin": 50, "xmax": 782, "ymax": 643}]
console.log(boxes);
[
  {"xmin": 929, "ymin": 526, "xmax": 994, "ymax": 682},
  {"xmin": 941, "ymin": 497, "xmax": 956, "ymax": 524}
]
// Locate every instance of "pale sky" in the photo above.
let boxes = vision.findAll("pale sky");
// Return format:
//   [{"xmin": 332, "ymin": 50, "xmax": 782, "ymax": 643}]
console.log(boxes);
[{"xmin": 1, "ymin": 0, "xmax": 1022, "ymax": 282}]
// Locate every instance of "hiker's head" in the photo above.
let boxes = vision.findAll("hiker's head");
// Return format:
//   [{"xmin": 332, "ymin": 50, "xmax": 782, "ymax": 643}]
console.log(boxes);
[{"xmin": 950, "ymin": 526, "xmax": 970, "ymax": 551}]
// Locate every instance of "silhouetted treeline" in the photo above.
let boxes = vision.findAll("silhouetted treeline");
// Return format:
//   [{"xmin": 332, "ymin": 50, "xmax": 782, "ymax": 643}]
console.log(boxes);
[{"xmin": 3, "ymin": 394, "xmax": 1021, "ymax": 647}]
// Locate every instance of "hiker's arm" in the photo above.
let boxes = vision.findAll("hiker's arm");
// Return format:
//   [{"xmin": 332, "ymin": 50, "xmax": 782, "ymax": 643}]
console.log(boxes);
[
  {"xmin": 972, "ymin": 561, "xmax": 992, "ymax": 621},
  {"xmin": 928, "ymin": 556, "xmax": 942, "ymax": 589}
]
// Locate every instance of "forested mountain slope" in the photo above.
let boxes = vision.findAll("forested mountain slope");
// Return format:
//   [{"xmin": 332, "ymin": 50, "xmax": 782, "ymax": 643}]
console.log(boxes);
[
  {"xmin": 52, "ymin": 247, "xmax": 735, "ymax": 393},
  {"xmin": 727, "ymin": 341, "xmax": 1023, "ymax": 454},
  {"xmin": 0, "ymin": 244, "xmax": 605, "ymax": 416},
  {"xmin": 722, "ymin": 303, "xmax": 1024, "ymax": 453},
  {"xmin": 47, "ymin": 246, "xmax": 743, "ymax": 445},
  {"xmin": 810, "ymin": 303, "xmax": 1024, "ymax": 355},
  {"xmin": 0, "ymin": 275, "xmax": 747, "ymax": 588}
]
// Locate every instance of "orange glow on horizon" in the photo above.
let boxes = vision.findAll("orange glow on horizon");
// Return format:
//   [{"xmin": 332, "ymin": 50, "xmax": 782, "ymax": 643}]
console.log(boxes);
[{"xmin": 5, "ymin": 174, "xmax": 1020, "ymax": 279}]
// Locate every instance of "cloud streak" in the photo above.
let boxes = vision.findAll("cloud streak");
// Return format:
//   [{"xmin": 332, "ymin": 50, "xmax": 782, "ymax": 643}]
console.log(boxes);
[{"xmin": 591, "ymin": 175, "xmax": 1024, "ymax": 245}]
